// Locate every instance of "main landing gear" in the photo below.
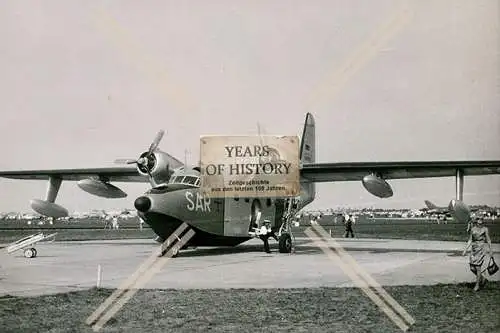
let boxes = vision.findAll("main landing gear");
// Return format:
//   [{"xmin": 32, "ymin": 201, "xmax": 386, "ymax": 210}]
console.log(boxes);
[{"xmin": 277, "ymin": 197, "xmax": 300, "ymax": 253}]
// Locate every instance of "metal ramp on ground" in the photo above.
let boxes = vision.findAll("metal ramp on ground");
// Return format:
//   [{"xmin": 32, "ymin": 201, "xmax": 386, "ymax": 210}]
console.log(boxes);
[{"xmin": 6, "ymin": 232, "xmax": 57, "ymax": 258}]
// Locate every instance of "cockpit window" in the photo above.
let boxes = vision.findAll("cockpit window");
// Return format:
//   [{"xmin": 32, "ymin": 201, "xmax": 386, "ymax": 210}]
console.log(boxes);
[
  {"xmin": 169, "ymin": 175, "xmax": 200, "ymax": 187},
  {"xmin": 185, "ymin": 176, "xmax": 197, "ymax": 185}
]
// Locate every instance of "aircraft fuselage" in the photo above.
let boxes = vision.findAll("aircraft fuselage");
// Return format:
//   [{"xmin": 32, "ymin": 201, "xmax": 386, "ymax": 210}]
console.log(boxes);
[{"xmin": 137, "ymin": 184, "xmax": 295, "ymax": 247}]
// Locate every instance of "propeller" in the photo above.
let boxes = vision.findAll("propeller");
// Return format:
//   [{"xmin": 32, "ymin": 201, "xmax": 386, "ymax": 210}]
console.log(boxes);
[{"xmin": 114, "ymin": 130, "xmax": 166, "ymax": 180}]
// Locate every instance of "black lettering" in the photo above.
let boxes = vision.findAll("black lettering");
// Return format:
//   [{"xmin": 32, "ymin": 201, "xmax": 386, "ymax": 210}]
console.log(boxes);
[
  {"xmin": 225, "ymin": 146, "xmax": 235, "ymax": 157},
  {"xmin": 282, "ymin": 163, "xmax": 291, "ymax": 174},
  {"xmin": 274, "ymin": 163, "xmax": 283, "ymax": 174},
  {"xmin": 243, "ymin": 146, "xmax": 252, "ymax": 157},
  {"xmin": 262, "ymin": 145, "xmax": 270, "ymax": 156},
  {"xmin": 235, "ymin": 146, "xmax": 243, "ymax": 157},
  {"xmin": 205, "ymin": 164, "xmax": 218, "ymax": 175},
  {"xmin": 229, "ymin": 164, "xmax": 239, "ymax": 175},
  {"xmin": 217, "ymin": 164, "xmax": 225, "ymax": 175},
  {"xmin": 245, "ymin": 163, "xmax": 254, "ymax": 174},
  {"xmin": 262, "ymin": 163, "xmax": 273, "ymax": 174},
  {"xmin": 254, "ymin": 145, "xmax": 261, "ymax": 157}
]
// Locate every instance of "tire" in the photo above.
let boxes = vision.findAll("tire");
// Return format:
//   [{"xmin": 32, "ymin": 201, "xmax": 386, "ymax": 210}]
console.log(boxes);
[
  {"xmin": 278, "ymin": 233, "xmax": 292, "ymax": 253},
  {"xmin": 24, "ymin": 248, "xmax": 33, "ymax": 258},
  {"xmin": 31, "ymin": 248, "xmax": 37, "ymax": 258}
]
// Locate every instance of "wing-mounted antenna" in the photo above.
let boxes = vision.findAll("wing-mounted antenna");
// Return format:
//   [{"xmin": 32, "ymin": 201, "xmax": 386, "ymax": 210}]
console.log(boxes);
[
  {"xmin": 184, "ymin": 149, "xmax": 190, "ymax": 167},
  {"xmin": 257, "ymin": 122, "xmax": 263, "ymax": 163}
]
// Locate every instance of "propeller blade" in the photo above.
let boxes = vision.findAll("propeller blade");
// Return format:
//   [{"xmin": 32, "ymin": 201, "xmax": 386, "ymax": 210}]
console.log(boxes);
[
  {"xmin": 148, "ymin": 130, "xmax": 165, "ymax": 155},
  {"xmin": 114, "ymin": 159, "xmax": 137, "ymax": 165}
]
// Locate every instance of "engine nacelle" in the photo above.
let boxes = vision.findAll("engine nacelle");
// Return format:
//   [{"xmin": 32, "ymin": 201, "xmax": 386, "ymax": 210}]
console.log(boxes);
[
  {"xmin": 30, "ymin": 199, "xmax": 68, "ymax": 218},
  {"xmin": 136, "ymin": 151, "xmax": 179, "ymax": 185},
  {"xmin": 448, "ymin": 199, "xmax": 470, "ymax": 224},
  {"xmin": 77, "ymin": 179, "xmax": 127, "ymax": 198},
  {"xmin": 362, "ymin": 174, "xmax": 393, "ymax": 198}
]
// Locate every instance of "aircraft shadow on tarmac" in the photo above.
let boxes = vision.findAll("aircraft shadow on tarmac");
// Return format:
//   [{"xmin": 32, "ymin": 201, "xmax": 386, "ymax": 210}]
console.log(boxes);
[{"xmin": 176, "ymin": 240, "xmax": 464, "ymax": 258}]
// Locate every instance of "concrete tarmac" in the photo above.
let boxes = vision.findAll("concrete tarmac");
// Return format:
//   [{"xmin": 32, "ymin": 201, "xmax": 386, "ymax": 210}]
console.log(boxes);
[{"xmin": 1, "ymin": 236, "xmax": 499, "ymax": 297}]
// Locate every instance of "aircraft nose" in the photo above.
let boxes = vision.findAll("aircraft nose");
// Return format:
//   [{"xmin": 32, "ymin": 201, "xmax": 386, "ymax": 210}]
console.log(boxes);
[{"xmin": 134, "ymin": 196, "xmax": 151, "ymax": 212}]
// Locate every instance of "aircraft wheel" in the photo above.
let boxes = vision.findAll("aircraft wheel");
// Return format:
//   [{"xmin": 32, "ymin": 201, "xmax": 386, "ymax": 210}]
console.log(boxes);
[
  {"xmin": 31, "ymin": 248, "xmax": 37, "ymax": 258},
  {"xmin": 24, "ymin": 248, "xmax": 34, "ymax": 258},
  {"xmin": 278, "ymin": 233, "xmax": 292, "ymax": 253}
]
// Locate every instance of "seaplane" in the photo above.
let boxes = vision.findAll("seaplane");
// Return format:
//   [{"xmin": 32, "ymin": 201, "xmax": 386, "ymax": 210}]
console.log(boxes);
[{"xmin": 0, "ymin": 113, "xmax": 499, "ymax": 257}]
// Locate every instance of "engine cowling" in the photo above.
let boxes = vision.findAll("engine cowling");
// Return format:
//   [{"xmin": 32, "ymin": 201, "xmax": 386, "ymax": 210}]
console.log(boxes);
[
  {"xmin": 136, "ymin": 151, "xmax": 177, "ymax": 186},
  {"xmin": 77, "ymin": 179, "xmax": 127, "ymax": 198},
  {"xmin": 362, "ymin": 174, "xmax": 393, "ymax": 198},
  {"xmin": 30, "ymin": 199, "xmax": 68, "ymax": 218}
]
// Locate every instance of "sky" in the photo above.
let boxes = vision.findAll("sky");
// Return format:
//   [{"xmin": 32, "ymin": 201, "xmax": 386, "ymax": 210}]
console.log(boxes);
[{"xmin": 0, "ymin": 0, "xmax": 499, "ymax": 214}]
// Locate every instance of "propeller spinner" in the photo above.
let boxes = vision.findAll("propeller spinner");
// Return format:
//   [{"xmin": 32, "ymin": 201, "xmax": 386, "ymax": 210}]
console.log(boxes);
[{"xmin": 114, "ymin": 130, "xmax": 166, "ymax": 179}]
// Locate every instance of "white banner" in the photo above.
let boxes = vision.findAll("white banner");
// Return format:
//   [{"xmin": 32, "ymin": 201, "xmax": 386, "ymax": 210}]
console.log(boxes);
[{"xmin": 199, "ymin": 135, "xmax": 300, "ymax": 198}]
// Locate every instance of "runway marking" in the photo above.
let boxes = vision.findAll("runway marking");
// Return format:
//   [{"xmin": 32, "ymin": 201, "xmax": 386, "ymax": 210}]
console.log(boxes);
[
  {"xmin": 305, "ymin": 0, "xmax": 413, "ymax": 111},
  {"xmin": 85, "ymin": 223, "xmax": 195, "ymax": 332},
  {"xmin": 306, "ymin": 225, "xmax": 415, "ymax": 331}
]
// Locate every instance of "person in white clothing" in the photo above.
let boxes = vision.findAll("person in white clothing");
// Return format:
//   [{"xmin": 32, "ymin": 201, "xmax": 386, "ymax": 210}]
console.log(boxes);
[
  {"xmin": 259, "ymin": 220, "xmax": 276, "ymax": 253},
  {"xmin": 112, "ymin": 217, "xmax": 119, "ymax": 230}
]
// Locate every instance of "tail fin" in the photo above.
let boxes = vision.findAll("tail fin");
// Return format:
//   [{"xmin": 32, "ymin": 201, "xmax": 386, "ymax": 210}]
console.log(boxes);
[
  {"xmin": 424, "ymin": 200, "xmax": 438, "ymax": 209},
  {"xmin": 299, "ymin": 113, "xmax": 316, "ymax": 205}
]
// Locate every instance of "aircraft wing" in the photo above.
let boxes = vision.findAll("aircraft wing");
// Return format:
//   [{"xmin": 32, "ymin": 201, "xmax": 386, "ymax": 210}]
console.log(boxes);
[
  {"xmin": 0, "ymin": 167, "xmax": 146, "ymax": 183},
  {"xmin": 300, "ymin": 161, "xmax": 500, "ymax": 182}
]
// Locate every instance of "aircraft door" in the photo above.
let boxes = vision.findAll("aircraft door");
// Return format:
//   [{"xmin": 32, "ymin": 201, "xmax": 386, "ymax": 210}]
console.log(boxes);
[
  {"xmin": 223, "ymin": 198, "xmax": 253, "ymax": 237},
  {"xmin": 223, "ymin": 197, "xmax": 275, "ymax": 237}
]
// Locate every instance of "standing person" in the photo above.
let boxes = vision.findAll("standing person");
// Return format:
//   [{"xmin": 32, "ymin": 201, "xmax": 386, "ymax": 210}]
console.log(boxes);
[
  {"xmin": 112, "ymin": 216, "xmax": 119, "ymax": 230},
  {"xmin": 344, "ymin": 214, "xmax": 355, "ymax": 238},
  {"xmin": 259, "ymin": 220, "xmax": 274, "ymax": 253},
  {"xmin": 463, "ymin": 217, "xmax": 493, "ymax": 291},
  {"xmin": 138, "ymin": 216, "xmax": 144, "ymax": 231},
  {"xmin": 104, "ymin": 215, "xmax": 112, "ymax": 229}
]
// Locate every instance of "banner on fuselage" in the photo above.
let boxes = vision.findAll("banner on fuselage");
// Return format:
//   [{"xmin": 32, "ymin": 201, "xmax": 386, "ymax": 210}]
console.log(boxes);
[{"xmin": 199, "ymin": 135, "xmax": 300, "ymax": 198}]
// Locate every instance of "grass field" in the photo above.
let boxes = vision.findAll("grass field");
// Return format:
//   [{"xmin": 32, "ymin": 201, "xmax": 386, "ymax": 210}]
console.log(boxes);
[
  {"xmin": 1, "ymin": 219, "xmax": 499, "ymax": 244},
  {"xmin": 0, "ymin": 228, "xmax": 156, "ymax": 244},
  {"xmin": 1, "ymin": 282, "xmax": 499, "ymax": 333},
  {"xmin": 319, "ymin": 222, "xmax": 500, "ymax": 243}
]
